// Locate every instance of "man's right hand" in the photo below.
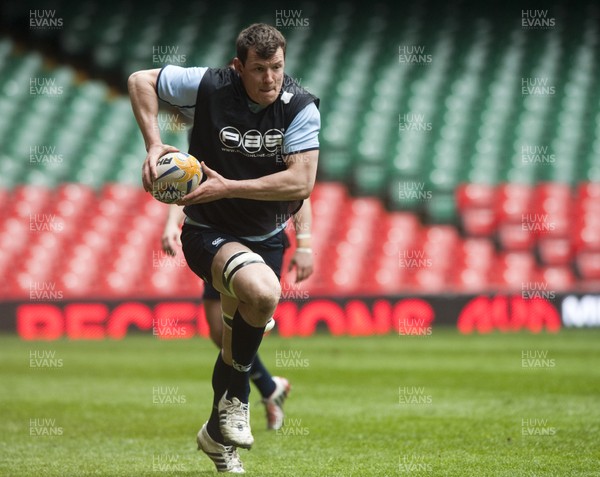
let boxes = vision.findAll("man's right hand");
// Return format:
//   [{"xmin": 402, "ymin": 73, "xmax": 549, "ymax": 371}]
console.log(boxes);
[
  {"xmin": 142, "ymin": 143, "xmax": 179, "ymax": 192},
  {"xmin": 161, "ymin": 220, "xmax": 182, "ymax": 256}
]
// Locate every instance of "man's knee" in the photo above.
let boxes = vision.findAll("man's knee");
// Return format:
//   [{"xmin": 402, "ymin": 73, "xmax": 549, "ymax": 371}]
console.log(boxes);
[
  {"xmin": 245, "ymin": 276, "xmax": 281, "ymax": 316},
  {"xmin": 233, "ymin": 272, "xmax": 280, "ymax": 320}
]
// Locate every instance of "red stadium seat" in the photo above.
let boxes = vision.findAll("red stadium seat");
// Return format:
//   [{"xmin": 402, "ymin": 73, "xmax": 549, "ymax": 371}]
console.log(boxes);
[
  {"xmin": 456, "ymin": 183, "xmax": 496, "ymax": 210},
  {"xmin": 0, "ymin": 189, "xmax": 10, "ymax": 221},
  {"xmin": 460, "ymin": 207, "xmax": 497, "ymax": 237},
  {"xmin": 535, "ymin": 182, "xmax": 571, "ymax": 201},
  {"xmin": 577, "ymin": 182, "xmax": 600, "ymax": 200},
  {"xmin": 411, "ymin": 268, "xmax": 448, "ymax": 292},
  {"xmin": 56, "ymin": 183, "xmax": 96, "ymax": 204},
  {"xmin": 12, "ymin": 184, "xmax": 53, "ymax": 206},
  {"xmin": 386, "ymin": 212, "xmax": 420, "ymax": 246},
  {"xmin": 494, "ymin": 251, "xmax": 536, "ymax": 290},
  {"xmin": 495, "ymin": 183, "xmax": 534, "ymax": 224},
  {"xmin": 460, "ymin": 238, "xmax": 495, "ymax": 267},
  {"xmin": 538, "ymin": 237, "xmax": 573, "ymax": 266},
  {"xmin": 311, "ymin": 182, "xmax": 347, "ymax": 204},
  {"xmin": 455, "ymin": 237, "xmax": 495, "ymax": 291},
  {"xmin": 575, "ymin": 251, "xmax": 600, "ymax": 280},
  {"xmin": 497, "ymin": 222, "xmax": 536, "ymax": 250},
  {"xmin": 573, "ymin": 222, "xmax": 600, "ymax": 251},
  {"xmin": 540, "ymin": 266, "xmax": 576, "ymax": 291},
  {"xmin": 453, "ymin": 266, "xmax": 492, "ymax": 292},
  {"xmin": 101, "ymin": 183, "xmax": 142, "ymax": 202}
]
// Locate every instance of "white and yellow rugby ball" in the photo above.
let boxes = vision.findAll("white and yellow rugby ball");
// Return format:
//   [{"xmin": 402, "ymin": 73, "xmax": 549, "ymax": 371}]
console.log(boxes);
[{"xmin": 151, "ymin": 152, "xmax": 202, "ymax": 204}]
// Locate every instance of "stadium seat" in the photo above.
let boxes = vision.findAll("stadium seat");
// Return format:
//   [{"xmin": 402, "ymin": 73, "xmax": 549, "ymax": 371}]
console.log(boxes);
[
  {"xmin": 456, "ymin": 183, "xmax": 496, "ymax": 210},
  {"xmin": 538, "ymin": 237, "xmax": 573, "ymax": 266},
  {"xmin": 497, "ymin": 221, "xmax": 536, "ymax": 251},
  {"xmin": 540, "ymin": 266, "xmax": 576, "ymax": 291},
  {"xmin": 495, "ymin": 183, "xmax": 535, "ymax": 224},
  {"xmin": 460, "ymin": 207, "xmax": 497, "ymax": 237},
  {"xmin": 575, "ymin": 251, "xmax": 600, "ymax": 280}
]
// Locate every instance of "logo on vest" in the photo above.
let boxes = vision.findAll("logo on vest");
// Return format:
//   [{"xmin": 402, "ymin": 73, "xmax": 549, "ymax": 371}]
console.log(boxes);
[{"xmin": 219, "ymin": 127, "xmax": 284, "ymax": 155}]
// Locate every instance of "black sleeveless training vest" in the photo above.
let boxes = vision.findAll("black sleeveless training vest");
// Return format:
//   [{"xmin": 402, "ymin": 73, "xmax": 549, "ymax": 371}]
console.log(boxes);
[{"xmin": 184, "ymin": 67, "xmax": 319, "ymax": 238}]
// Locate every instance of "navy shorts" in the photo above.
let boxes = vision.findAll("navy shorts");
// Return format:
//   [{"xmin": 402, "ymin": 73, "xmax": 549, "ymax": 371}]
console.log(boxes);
[
  {"xmin": 181, "ymin": 223, "xmax": 288, "ymax": 299},
  {"xmin": 201, "ymin": 231, "xmax": 290, "ymax": 300}
]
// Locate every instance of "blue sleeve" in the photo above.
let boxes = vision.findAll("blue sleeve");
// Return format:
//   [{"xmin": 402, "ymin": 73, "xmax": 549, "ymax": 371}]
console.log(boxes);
[
  {"xmin": 282, "ymin": 102, "xmax": 320, "ymax": 155},
  {"xmin": 156, "ymin": 65, "xmax": 208, "ymax": 120}
]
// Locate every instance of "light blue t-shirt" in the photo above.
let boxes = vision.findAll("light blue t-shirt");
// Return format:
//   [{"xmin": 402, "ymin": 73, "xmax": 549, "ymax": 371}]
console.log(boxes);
[{"xmin": 156, "ymin": 65, "xmax": 320, "ymax": 154}]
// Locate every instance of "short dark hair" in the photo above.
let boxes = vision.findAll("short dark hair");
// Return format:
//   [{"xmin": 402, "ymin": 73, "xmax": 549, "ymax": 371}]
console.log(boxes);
[{"xmin": 236, "ymin": 23, "xmax": 286, "ymax": 65}]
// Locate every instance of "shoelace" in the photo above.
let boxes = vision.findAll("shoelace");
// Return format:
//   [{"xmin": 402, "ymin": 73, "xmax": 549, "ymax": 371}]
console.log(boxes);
[
  {"xmin": 225, "ymin": 445, "xmax": 243, "ymax": 469},
  {"xmin": 222, "ymin": 444, "xmax": 241, "ymax": 464},
  {"xmin": 227, "ymin": 400, "xmax": 250, "ymax": 427}
]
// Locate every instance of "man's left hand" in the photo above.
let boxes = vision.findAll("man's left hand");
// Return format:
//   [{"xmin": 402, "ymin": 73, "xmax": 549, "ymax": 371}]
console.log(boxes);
[
  {"xmin": 177, "ymin": 162, "xmax": 231, "ymax": 205},
  {"xmin": 289, "ymin": 249, "xmax": 313, "ymax": 283}
]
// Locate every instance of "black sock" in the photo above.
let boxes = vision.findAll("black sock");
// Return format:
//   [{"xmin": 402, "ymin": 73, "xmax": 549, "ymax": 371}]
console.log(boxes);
[
  {"xmin": 250, "ymin": 354, "xmax": 276, "ymax": 398},
  {"xmin": 226, "ymin": 309, "xmax": 265, "ymax": 403},
  {"xmin": 207, "ymin": 352, "xmax": 231, "ymax": 443}
]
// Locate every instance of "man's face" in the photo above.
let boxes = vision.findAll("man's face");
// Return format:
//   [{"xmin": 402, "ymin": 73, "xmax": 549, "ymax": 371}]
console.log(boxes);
[{"xmin": 234, "ymin": 47, "xmax": 284, "ymax": 107}]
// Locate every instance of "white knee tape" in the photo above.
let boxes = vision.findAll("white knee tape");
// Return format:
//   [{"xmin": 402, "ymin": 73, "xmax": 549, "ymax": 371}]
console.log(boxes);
[{"xmin": 222, "ymin": 251, "xmax": 265, "ymax": 295}]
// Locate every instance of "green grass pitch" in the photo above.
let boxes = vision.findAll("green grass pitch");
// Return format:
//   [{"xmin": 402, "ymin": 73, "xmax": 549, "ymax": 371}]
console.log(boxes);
[{"xmin": 1, "ymin": 329, "xmax": 599, "ymax": 476}]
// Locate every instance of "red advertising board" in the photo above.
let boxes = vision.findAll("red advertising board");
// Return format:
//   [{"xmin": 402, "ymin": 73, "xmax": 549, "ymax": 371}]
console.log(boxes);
[{"xmin": 1, "ymin": 292, "xmax": 593, "ymax": 340}]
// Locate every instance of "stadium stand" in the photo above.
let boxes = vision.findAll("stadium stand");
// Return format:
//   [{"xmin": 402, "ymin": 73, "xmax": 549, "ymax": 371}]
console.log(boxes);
[{"xmin": 0, "ymin": 0, "xmax": 599, "ymax": 299}]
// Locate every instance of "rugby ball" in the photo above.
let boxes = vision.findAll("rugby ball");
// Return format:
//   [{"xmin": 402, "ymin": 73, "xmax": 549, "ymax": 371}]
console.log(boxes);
[{"xmin": 151, "ymin": 152, "xmax": 202, "ymax": 204}]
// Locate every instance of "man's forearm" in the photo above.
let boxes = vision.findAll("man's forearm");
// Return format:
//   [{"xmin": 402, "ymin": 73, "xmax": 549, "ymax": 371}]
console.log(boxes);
[
  {"xmin": 225, "ymin": 151, "xmax": 318, "ymax": 201},
  {"xmin": 226, "ymin": 171, "xmax": 311, "ymax": 201},
  {"xmin": 293, "ymin": 199, "xmax": 312, "ymax": 246},
  {"xmin": 127, "ymin": 70, "xmax": 162, "ymax": 151},
  {"xmin": 166, "ymin": 204, "xmax": 186, "ymax": 227}
]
